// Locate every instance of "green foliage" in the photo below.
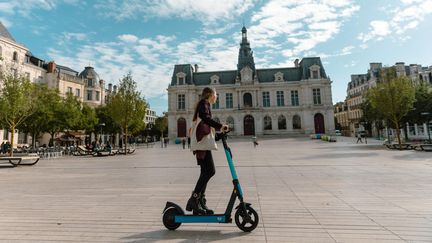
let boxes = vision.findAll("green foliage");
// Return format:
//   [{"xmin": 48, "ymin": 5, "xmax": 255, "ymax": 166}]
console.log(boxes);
[
  {"xmin": 95, "ymin": 106, "xmax": 120, "ymax": 135},
  {"xmin": 106, "ymin": 73, "xmax": 147, "ymax": 152},
  {"xmin": 0, "ymin": 72, "xmax": 36, "ymax": 155},
  {"xmin": 18, "ymin": 84, "xmax": 61, "ymax": 148},
  {"xmin": 405, "ymin": 83, "xmax": 432, "ymax": 124},
  {"xmin": 153, "ymin": 113, "xmax": 168, "ymax": 137},
  {"xmin": 76, "ymin": 103, "xmax": 99, "ymax": 133},
  {"xmin": 366, "ymin": 68, "xmax": 416, "ymax": 145}
]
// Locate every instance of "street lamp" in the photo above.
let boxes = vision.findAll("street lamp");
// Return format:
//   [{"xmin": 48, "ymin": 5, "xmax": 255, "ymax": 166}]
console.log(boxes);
[{"xmin": 421, "ymin": 112, "xmax": 431, "ymax": 144}]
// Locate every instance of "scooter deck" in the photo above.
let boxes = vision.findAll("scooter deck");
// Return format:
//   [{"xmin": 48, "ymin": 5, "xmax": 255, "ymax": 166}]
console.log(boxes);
[{"xmin": 175, "ymin": 214, "xmax": 231, "ymax": 223}]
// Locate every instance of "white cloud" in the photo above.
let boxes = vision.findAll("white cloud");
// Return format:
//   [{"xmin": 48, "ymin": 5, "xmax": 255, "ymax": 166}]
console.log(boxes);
[
  {"xmin": 358, "ymin": 0, "xmax": 432, "ymax": 43},
  {"xmin": 118, "ymin": 34, "xmax": 138, "ymax": 43},
  {"xmin": 249, "ymin": 0, "xmax": 360, "ymax": 59},
  {"xmin": 47, "ymin": 32, "xmax": 240, "ymax": 99},
  {"xmin": 94, "ymin": 0, "xmax": 255, "ymax": 34},
  {"xmin": 358, "ymin": 21, "xmax": 391, "ymax": 42}
]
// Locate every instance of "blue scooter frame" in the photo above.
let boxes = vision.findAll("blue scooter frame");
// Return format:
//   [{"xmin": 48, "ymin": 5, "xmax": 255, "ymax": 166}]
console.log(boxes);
[{"xmin": 162, "ymin": 132, "xmax": 259, "ymax": 232}]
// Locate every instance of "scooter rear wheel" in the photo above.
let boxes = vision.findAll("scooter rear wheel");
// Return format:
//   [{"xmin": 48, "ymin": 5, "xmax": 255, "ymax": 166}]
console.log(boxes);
[
  {"xmin": 163, "ymin": 208, "xmax": 182, "ymax": 230},
  {"xmin": 235, "ymin": 204, "xmax": 259, "ymax": 232}
]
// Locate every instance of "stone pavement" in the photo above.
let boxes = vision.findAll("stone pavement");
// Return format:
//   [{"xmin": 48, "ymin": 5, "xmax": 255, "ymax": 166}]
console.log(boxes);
[{"xmin": 1, "ymin": 137, "xmax": 432, "ymax": 242}]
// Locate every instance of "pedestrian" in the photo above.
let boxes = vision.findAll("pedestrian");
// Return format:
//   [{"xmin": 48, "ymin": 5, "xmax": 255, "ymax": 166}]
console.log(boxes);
[
  {"xmin": 161, "ymin": 137, "xmax": 164, "ymax": 148},
  {"xmin": 164, "ymin": 137, "xmax": 168, "ymax": 148},
  {"xmin": 187, "ymin": 136, "xmax": 191, "ymax": 149},
  {"xmin": 356, "ymin": 132, "xmax": 363, "ymax": 144},
  {"xmin": 187, "ymin": 87, "xmax": 229, "ymax": 215},
  {"xmin": 252, "ymin": 136, "xmax": 259, "ymax": 148},
  {"xmin": 182, "ymin": 138, "xmax": 186, "ymax": 149}
]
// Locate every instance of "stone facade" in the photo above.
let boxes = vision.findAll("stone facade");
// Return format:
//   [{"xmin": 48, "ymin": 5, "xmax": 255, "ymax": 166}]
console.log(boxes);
[
  {"xmin": 335, "ymin": 62, "xmax": 432, "ymax": 138},
  {"xmin": 0, "ymin": 22, "xmax": 106, "ymax": 146},
  {"xmin": 167, "ymin": 27, "xmax": 335, "ymax": 139}
]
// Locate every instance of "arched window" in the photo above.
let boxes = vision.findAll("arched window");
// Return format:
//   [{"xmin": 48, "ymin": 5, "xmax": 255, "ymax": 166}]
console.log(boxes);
[
  {"xmin": 293, "ymin": 115, "xmax": 301, "ymax": 129},
  {"xmin": 243, "ymin": 93, "xmax": 253, "ymax": 108},
  {"xmin": 12, "ymin": 51, "xmax": 18, "ymax": 61},
  {"xmin": 226, "ymin": 116, "xmax": 234, "ymax": 131},
  {"xmin": 264, "ymin": 116, "xmax": 272, "ymax": 130},
  {"xmin": 278, "ymin": 115, "xmax": 287, "ymax": 130}
]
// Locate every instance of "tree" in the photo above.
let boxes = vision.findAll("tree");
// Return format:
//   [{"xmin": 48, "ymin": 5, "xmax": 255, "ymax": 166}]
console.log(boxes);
[
  {"xmin": 76, "ymin": 104, "xmax": 98, "ymax": 134},
  {"xmin": 405, "ymin": 83, "xmax": 432, "ymax": 124},
  {"xmin": 18, "ymin": 84, "xmax": 61, "ymax": 149},
  {"xmin": 361, "ymin": 98, "xmax": 385, "ymax": 138},
  {"xmin": 106, "ymin": 73, "xmax": 147, "ymax": 153},
  {"xmin": 366, "ymin": 68, "xmax": 415, "ymax": 146},
  {"xmin": 153, "ymin": 113, "xmax": 168, "ymax": 138},
  {"xmin": 45, "ymin": 93, "xmax": 81, "ymax": 146},
  {"xmin": 0, "ymin": 72, "xmax": 36, "ymax": 156}
]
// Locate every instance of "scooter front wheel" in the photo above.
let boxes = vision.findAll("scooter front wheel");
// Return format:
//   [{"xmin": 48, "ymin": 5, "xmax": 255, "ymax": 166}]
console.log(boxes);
[
  {"xmin": 235, "ymin": 204, "xmax": 259, "ymax": 232},
  {"xmin": 163, "ymin": 208, "xmax": 182, "ymax": 230}
]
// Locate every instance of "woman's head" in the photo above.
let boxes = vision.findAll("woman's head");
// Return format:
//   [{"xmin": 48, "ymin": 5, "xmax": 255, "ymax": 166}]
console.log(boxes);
[
  {"xmin": 193, "ymin": 87, "xmax": 217, "ymax": 121},
  {"xmin": 201, "ymin": 87, "xmax": 217, "ymax": 104}
]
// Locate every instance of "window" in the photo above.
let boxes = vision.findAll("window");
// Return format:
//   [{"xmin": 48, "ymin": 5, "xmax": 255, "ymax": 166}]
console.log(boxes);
[
  {"xmin": 177, "ymin": 94, "xmax": 185, "ymax": 110},
  {"xmin": 88, "ymin": 79, "xmax": 93, "ymax": 87},
  {"xmin": 225, "ymin": 93, "xmax": 233, "ymax": 109},
  {"xmin": 278, "ymin": 115, "xmax": 287, "ymax": 130},
  {"xmin": 67, "ymin": 87, "xmax": 73, "ymax": 94},
  {"xmin": 312, "ymin": 70, "xmax": 319, "ymax": 79},
  {"xmin": 12, "ymin": 51, "xmax": 18, "ymax": 61},
  {"xmin": 262, "ymin": 91, "xmax": 270, "ymax": 107},
  {"xmin": 243, "ymin": 93, "xmax": 253, "ymax": 108},
  {"xmin": 226, "ymin": 116, "xmax": 234, "ymax": 131},
  {"xmin": 264, "ymin": 116, "xmax": 272, "ymax": 130},
  {"xmin": 293, "ymin": 115, "xmax": 301, "ymax": 129},
  {"xmin": 212, "ymin": 94, "xmax": 219, "ymax": 109},
  {"xmin": 96, "ymin": 91, "xmax": 100, "ymax": 101},
  {"xmin": 87, "ymin": 90, "xmax": 92, "ymax": 100},
  {"xmin": 179, "ymin": 77, "xmax": 184, "ymax": 85},
  {"xmin": 75, "ymin": 88, "xmax": 80, "ymax": 97},
  {"xmin": 291, "ymin": 90, "xmax": 299, "ymax": 106},
  {"xmin": 313, "ymin": 88, "xmax": 321, "ymax": 105},
  {"xmin": 276, "ymin": 91, "xmax": 284, "ymax": 106}
]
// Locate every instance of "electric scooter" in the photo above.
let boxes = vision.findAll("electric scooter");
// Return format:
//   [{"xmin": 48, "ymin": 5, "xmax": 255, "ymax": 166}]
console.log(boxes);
[{"xmin": 162, "ymin": 131, "xmax": 259, "ymax": 232}]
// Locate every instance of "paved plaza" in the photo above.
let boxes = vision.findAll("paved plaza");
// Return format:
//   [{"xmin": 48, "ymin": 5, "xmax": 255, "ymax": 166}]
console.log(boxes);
[{"xmin": 1, "ymin": 137, "xmax": 432, "ymax": 242}]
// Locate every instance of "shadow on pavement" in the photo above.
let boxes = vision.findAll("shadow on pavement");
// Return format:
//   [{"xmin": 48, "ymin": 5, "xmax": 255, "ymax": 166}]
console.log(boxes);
[
  {"xmin": 123, "ymin": 229, "xmax": 248, "ymax": 243},
  {"xmin": 312, "ymin": 144, "xmax": 386, "ymax": 151},
  {"xmin": 295, "ymin": 152, "xmax": 379, "ymax": 161}
]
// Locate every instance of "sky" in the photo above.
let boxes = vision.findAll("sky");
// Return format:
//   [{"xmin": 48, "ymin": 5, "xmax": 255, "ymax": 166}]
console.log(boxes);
[{"xmin": 1, "ymin": 0, "xmax": 431, "ymax": 116}]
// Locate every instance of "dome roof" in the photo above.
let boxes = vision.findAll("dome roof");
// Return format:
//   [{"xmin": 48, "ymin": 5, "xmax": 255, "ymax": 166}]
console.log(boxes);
[{"xmin": 79, "ymin": 66, "xmax": 100, "ymax": 82}]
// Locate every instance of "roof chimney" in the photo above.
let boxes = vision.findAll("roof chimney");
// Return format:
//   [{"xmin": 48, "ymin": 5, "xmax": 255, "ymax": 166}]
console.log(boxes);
[
  {"xmin": 108, "ymin": 83, "xmax": 113, "ymax": 92},
  {"xmin": 294, "ymin": 59, "xmax": 299, "ymax": 68},
  {"xmin": 47, "ymin": 61, "xmax": 56, "ymax": 73},
  {"xmin": 194, "ymin": 64, "xmax": 199, "ymax": 73},
  {"xmin": 113, "ymin": 85, "xmax": 117, "ymax": 93}
]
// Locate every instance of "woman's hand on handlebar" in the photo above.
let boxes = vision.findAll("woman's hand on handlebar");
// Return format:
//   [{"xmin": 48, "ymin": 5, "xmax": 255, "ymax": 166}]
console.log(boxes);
[{"xmin": 221, "ymin": 124, "xmax": 230, "ymax": 133}]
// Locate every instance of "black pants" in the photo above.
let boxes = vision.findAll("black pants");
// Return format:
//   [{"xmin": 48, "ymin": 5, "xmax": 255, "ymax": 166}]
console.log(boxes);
[{"xmin": 193, "ymin": 151, "xmax": 216, "ymax": 194}]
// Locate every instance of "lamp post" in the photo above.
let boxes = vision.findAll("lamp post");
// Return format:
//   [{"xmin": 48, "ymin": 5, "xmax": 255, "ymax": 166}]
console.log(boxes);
[{"xmin": 421, "ymin": 112, "xmax": 431, "ymax": 144}]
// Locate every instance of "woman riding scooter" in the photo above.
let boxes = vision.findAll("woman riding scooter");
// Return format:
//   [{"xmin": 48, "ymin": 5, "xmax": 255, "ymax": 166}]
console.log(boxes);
[{"xmin": 187, "ymin": 87, "xmax": 229, "ymax": 215}]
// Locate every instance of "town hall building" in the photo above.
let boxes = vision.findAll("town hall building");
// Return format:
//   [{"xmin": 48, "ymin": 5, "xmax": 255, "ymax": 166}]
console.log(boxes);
[{"xmin": 167, "ymin": 26, "xmax": 335, "ymax": 139}]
